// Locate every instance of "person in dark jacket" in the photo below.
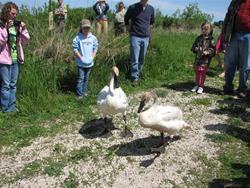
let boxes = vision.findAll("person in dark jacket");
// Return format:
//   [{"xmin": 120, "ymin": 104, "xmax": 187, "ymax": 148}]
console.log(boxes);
[
  {"xmin": 93, "ymin": 0, "xmax": 109, "ymax": 37},
  {"xmin": 191, "ymin": 21, "xmax": 215, "ymax": 94},
  {"xmin": 220, "ymin": 0, "xmax": 250, "ymax": 98},
  {"xmin": 124, "ymin": 0, "xmax": 154, "ymax": 86}
]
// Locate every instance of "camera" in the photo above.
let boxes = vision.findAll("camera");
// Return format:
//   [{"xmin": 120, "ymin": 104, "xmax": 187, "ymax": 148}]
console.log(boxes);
[{"xmin": 14, "ymin": 20, "xmax": 21, "ymax": 27}]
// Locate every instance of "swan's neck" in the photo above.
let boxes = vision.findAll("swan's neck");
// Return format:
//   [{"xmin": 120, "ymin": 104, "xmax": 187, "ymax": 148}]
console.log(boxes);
[
  {"xmin": 151, "ymin": 93, "xmax": 158, "ymax": 104},
  {"xmin": 109, "ymin": 74, "xmax": 115, "ymax": 93}
]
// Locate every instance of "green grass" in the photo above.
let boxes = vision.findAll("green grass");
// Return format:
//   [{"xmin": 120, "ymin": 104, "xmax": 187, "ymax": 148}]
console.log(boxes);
[
  {"xmin": 191, "ymin": 98, "xmax": 212, "ymax": 106},
  {"xmin": 61, "ymin": 172, "xmax": 79, "ymax": 188}
]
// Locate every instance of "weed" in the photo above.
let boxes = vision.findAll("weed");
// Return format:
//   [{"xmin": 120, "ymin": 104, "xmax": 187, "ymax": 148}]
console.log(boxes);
[{"xmin": 61, "ymin": 172, "xmax": 79, "ymax": 188}]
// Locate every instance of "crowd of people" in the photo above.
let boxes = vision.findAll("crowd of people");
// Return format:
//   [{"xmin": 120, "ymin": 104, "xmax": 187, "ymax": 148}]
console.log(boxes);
[{"xmin": 0, "ymin": 0, "xmax": 249, "ymax": 113}]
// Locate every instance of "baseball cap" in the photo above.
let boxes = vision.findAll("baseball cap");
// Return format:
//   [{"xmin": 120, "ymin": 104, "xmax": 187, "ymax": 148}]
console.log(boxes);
[{"xmin": 80, "ymin": 19, "xmax": 91, "ymax": 28}]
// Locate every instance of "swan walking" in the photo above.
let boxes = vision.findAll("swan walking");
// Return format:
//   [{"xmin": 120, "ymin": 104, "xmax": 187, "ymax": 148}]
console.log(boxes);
[
  {"xmin": 137, "ymin": 91, "xmax": 190, "ymax": 152},
  {"xmin": 97, "ymin": 66, "xmax": 133, "ymax": 137}
]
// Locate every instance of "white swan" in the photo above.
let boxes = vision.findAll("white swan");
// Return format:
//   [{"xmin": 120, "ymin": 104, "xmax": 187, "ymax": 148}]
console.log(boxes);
[
  {"xmin": 97, "ymin": 66, "xmax": 133, "ymax": 137},
  {"xmin": 138, "ymin": 91, "xmax": 190, "ymax": 152}
]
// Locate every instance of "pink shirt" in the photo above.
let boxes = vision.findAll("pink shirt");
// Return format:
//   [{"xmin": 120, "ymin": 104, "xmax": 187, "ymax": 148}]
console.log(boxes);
[{"xmin": 0, "ymin": 24, "xmax": 30, "ymax": 65}]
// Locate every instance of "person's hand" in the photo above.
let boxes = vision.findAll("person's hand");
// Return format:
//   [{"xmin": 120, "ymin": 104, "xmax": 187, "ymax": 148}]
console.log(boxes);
[
  {"xmin": 125, "ymin": 25, "xmax": 130, "ymax": 32},
  {"xmin": 6, "ymin": 20, "xmax": 14, "ymax": 28},
  {"xmin": 21, "ymin": 22, "xmax": 26, "ymax": 29},
  {"xmin": 203, "ymin": 50, "xmax": 209, "ymax": 55},
  {"xmin": 80, "ymin": 56, "xmax": 84, "ymax": 62}
]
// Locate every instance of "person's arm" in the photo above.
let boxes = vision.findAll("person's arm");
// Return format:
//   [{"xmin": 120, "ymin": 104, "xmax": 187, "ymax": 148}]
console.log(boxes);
[
  {"xmin": 125, "ymin": 5, "xmax": 133, "ymax": 25},
  {"xmin": 19, "ymin": 22, "xmax": 30, "ymax": 45},
  {"xmin": 72, "ymin": 36, "xmax": 82, "ymax": 60},
  {"xmin": 103, "ymin": 3, "xmax": 109, "ymax": 15},
  {"xmin": 93, "ymin": 2, "xmax": 98, "ymax": 15},
  {"xmin": 124, "ymin": 5, "xmax": 132, "ymax": 31},
  {"xmin": 92, "ymin": 36, "xmax": 99, "ymax": 59},
  {"xmin": 0, "ymin": 28, "xmax": 8, "ymax": 47},
  {"xmin": 150, "ymin": 7, "xmax": 155, "ymax": 25},
  {"xmin": 191, "ymin": 37, "xmax": 199, "ymax": 53}
]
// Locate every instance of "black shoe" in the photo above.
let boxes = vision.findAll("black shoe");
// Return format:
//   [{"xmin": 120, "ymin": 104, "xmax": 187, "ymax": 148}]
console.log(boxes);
[{"xmin": 220, "ymin": 89, "xmax": 234, "ymax": 96}]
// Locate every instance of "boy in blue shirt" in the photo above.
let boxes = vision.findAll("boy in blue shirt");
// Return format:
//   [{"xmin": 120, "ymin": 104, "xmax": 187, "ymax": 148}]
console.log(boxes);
[{"xmin": 72, "ymin": 19, "xmax": 99, "ymax": 99}]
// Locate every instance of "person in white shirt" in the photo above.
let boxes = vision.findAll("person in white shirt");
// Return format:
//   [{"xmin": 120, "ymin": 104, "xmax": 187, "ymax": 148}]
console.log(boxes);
[{"xmin": 114, "ymin": 2, "xmax": 126, "ymax": 36}]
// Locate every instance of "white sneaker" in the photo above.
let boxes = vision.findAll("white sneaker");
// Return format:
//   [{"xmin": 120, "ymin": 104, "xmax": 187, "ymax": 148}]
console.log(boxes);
[
  {"xmin": 197, "ymin": 87, "xmax": 203, "ymax": 94},
  {"xmin": 191, "ymin": 86, "xmax": 198, "ymax": 92}
]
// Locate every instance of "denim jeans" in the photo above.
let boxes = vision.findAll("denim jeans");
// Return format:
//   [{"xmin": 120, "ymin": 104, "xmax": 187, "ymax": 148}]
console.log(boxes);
[
  {"xmin": 224, "ymin": 32, "xmax": 250, "ymax": 93},
  {"xmin": 76, "ymin": 66, "xmax": 91, "ymax": 96},
  {"xmin": 130, "ymin": 35, "xmax": 150, "ymax": 81},
  {"xmin": 0, "ymin": 63, "xmax": 19, "ymax": 112}
]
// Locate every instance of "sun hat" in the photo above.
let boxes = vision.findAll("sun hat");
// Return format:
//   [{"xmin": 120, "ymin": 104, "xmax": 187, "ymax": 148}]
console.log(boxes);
[{"xmin": 80, "ymin": 19, "xmax": 91, "ymax": 28}]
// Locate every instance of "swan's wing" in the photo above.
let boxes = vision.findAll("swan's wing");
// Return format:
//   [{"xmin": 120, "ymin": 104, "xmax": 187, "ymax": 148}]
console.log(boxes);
[
  {"xmin": 153, "ymin": 105, "xmax": 183, "ymax": 121},
  {"xmin": 106, "ymin": 88, "xmax": 128, "ymax": 114},
  {"xmin": 97, "ymin": 86, "xmax": 109, "ymax": 105},
  {"xmin": 159, "ymin": 120, "xmax": 188, "ymax": 135}
]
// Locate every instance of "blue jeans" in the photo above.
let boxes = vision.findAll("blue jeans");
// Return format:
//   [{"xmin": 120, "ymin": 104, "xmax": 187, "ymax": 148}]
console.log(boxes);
[
  {"xmin": 0, "ymin": 63, "xmax": 19, "ymax": 112},
  {"xmin": 130, "ymin": 35, "xmax": 150, "ymax": 81},
  {"xmin": 76, "ymin": 66, "xmax": 91, "ymax": 96},
  {"xmin": 224, "ymin": 32, "xmax": 250, "ymax": 93}
]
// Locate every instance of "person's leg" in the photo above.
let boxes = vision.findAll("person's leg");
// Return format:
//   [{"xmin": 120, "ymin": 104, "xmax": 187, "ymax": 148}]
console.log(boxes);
[
  {"xmin": 0, "ymin": 64, "xmax": 11, "ymax": 112},
  {"xmin": 82, "ymin": 68, "xmax": 91, "ymax": 96},
  {"xmin": 103, "ymin": 20, "xmax": 108, "ymax": 36},
  {"xmin": 199, "ymin": 65, "xmax": 207, "ymax": 88},
  {"xmin": 223, "ymin": 34, "xmax": 239, "ymax": 93},
  {"xmin": 9, "ymin": 63, "xmax": 19, "ymax": 112},
  {"xmin": 76, "ymin": 66, "xmax": 84, "ymax": 96},
  {"xmin": 130, "ymin": 35, "xmax": 140, "ymax": 82},
  {"xmin": 238, "ymin": 33, "xmax": 250, "ymax": 95},
  {"xmin": 96, "ymin": 21, "xmax": 102, "ymax": 36},
  {"xmin": 138, "ymin": 37, "xmax": 150, "ymax": 77}
]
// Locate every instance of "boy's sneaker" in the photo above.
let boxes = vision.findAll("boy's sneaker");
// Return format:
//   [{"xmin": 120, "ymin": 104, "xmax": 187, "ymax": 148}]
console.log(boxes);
[
  {"xmin": 197, "ymin": 87, "xmax": 203, "ymax": 94},
  {"xmin": 76, "ymin": 95, "xmax": 84, "ymax": 100},
  {"xmin": 191, "ymin": 86, "xmax": 198, "ymax": 92}
]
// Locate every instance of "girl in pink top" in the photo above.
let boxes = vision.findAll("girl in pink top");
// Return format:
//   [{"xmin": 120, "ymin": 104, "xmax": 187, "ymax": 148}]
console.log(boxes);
[{"xmin": 0, "ymin": 2, "xmax": 30, "ymax": 112}]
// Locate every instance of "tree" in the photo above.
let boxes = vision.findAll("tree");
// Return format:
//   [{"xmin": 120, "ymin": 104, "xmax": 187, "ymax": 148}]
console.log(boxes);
[{"xmin": 180, "ymin": 3, "xmax": 214, "ymax": 30}]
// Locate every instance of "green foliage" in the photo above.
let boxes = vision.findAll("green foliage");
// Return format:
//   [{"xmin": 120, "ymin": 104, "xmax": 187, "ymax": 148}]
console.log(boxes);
[
  {"xmin": 67, "ymin": 7, "xmax": 95, "ymax": 29},
  {"xmin": 180, "ymin": 3, "xmax": 214, "ymax": 30},
  {"xmin": 160, "ymin": 3, "xmax": 214, "ymax": 30}
]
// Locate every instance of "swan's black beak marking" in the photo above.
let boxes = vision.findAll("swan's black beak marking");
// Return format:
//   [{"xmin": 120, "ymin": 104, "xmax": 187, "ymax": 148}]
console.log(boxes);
[
  {"xmin": 114, "ymin": 74, "xmax": 120, "ymax": 89},
  {"xmin": 138, "ymin": 101, "xmax": 145, "ymax": 113}
]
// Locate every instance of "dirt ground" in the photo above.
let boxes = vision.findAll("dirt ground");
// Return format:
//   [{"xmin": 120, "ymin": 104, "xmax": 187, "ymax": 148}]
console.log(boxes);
[{"xmin": 0, "ymin": 76, "xmax": 231, "ymax": 188}]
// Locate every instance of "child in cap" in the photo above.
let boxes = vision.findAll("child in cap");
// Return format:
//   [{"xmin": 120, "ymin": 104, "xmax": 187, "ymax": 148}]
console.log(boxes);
[
  {"xmin": 191, "ymin": 21, "xmax": 215, "ymax": 94},
  {"xmin": 72, "ymin": 19, "xmax": 99, "ymax": 99}
]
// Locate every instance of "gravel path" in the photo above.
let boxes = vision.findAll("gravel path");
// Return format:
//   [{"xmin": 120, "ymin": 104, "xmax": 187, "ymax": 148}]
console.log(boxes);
[{"xmin": 0, "ymin": 76, "xmax": 230, "ymax": 188}]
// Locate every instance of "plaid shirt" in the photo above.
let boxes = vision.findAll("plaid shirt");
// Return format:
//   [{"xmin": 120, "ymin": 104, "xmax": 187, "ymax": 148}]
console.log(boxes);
[{"xmin": 221, "ymin": 0, "xmax": 244, "ymax": 49}]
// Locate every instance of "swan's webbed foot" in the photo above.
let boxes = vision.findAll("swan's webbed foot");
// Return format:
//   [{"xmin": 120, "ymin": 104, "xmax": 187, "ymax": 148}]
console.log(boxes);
[{"xmin": 120, "ymin": 127, "xmax": 133, "ymax": 138}]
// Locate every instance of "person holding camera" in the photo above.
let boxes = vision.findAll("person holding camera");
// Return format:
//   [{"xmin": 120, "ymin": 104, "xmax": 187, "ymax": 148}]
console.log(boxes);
[
  {"xmin": 54, "ymin": 0, "xmax": 68, "ymax": 30},
  {"xmin": 0, "ymin": 2, "xmax": 30, "ymax": 113}
]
